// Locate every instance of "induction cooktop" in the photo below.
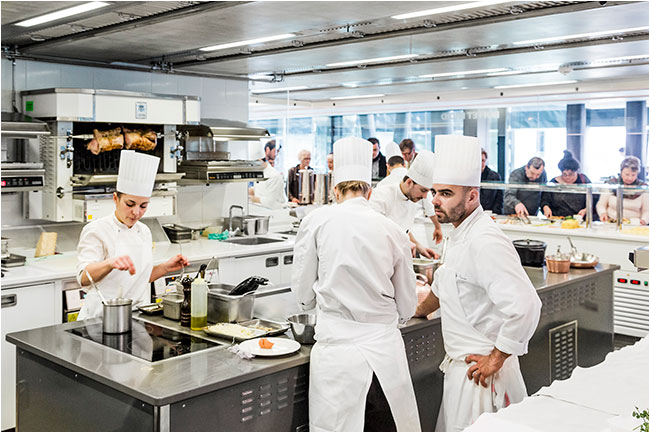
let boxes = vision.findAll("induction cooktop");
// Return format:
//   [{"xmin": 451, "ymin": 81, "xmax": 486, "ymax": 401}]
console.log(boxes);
[{"xmin": 67, "ymin": 320, "xmax": 220, "ymax": 362}]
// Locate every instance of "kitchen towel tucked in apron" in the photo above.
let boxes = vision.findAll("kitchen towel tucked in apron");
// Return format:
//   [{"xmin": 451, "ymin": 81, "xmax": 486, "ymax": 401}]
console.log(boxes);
[
  {"xmin": 435, "ymin": 264, "xmax": 527, "ymax": 432},
  {"xmin": 308, "ymin": 311, "xmax": 421, "ymax": 432}
]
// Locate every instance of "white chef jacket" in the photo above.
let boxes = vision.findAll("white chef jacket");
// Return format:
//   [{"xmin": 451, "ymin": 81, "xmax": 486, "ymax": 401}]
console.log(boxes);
[
  {"xmin": 431, "ymin": 205, "xmax": 541, "ymax": 357},
  {"xmin": 292, "ymin": 196, "xmax": 416, "ymax": 324},
  {"xmin": 375, "ymin": 166, "xmax": 407, "ymax": 188},
  {"xmin": 253, "ymin": 164, "xmax": 287, "ymax": 210},
  {"xmin": 76, "ymin": 213, "xmax": 154, "ymax": 319},
  {"xmin": 369, "ymin": 182, "xmax": 435, "ymax": 232}
]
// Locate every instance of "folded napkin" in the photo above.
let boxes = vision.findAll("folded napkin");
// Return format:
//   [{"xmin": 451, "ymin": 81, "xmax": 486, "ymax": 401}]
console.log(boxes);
[{"xmin": 228, "ymin": 343, "xmax": 255, "ymax": 360}]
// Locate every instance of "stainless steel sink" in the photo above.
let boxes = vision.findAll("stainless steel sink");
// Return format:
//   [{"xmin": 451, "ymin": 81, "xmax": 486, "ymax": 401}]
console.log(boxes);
[{"xmin": 223, "ymin": 236, "xmax": 284, "ymax": 245}]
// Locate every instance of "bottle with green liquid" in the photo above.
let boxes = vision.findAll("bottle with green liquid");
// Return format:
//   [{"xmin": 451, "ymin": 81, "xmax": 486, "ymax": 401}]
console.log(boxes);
[{"xmin": 190, "ymin": 268, "xmax": 208, "ymax": 330}]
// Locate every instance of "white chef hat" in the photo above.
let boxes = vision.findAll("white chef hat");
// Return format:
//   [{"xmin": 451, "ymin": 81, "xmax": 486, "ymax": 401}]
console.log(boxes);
[
  {"xmin": 431, "ymin": 135, "xmax": 481, "ymax": 187},
  {"xmin": 406, "ymin": 149, "xmax": 435, "ymax": 187},
  {"xmin": 116, "ymin": 150, "xmax": 160, "ymax": 197},
  {"xmin": 248, "ymin": 141, "xmax": 265, "ymax": 160},
  {"xmin": 384, "ymin": 141, "xmax": 401, "ymax": 159},
  {"xmin": 333, "ymin": 137, "xmax": 372, "ymax": 186}
]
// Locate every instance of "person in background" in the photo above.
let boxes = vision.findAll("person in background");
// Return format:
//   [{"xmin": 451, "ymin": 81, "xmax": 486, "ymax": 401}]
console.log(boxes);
[
  {"xmin": 399, "ymin": 138, "xmax": 417, "ymax": 168},
  {"xmin": 76, "ymin": 151, "xmax": 189, "ymax": 319},
  {"xmin": 503, "ymin": 157, "xmax": 547, "ymax": 217},
  {"xmin": 292, "ymin": 137, "xmax": 421, "ymax": 432},
  {"xmin": 368, "ymin": 137, "xmax": 387, "ymax": 179},
  {"xmin": 263, "ymin": 140, "xmax": 277, "ymax": 167},
  {"xmin": 249, "ymin": 143, "xmax": 287, "ymax": 209},
  {"xmin": 287, "ymin": 149, "xmax": 312, "ymax": 203},
  {"xmin": 597, "ymin": 155, "xmax": 649, "ymax": 225},
  {"xmin": 370, "ymin": 150, "xmax": 443, "ymax": 257},
  {"xmin": 376, "ymin": 155, "xmax": 407, "ymax": 188},
  {"xmin": 415, "ymin": 135, "xmax": 541, "ymax": 432},
  {"xmin": 541, "ymin": 150, "xmax": 593, "ymax": 218},
  {"xmin": 479, "ymin": 148, "xmax": 503, "ymax": 214},
  {"xmin": 326, "ymin": 152, "xmax": 334, "ymax": 172}
]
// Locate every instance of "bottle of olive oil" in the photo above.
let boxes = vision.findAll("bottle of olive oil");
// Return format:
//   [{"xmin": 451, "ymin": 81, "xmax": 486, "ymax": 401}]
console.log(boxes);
[{"xmin": 190, "ymin": 269, "xmax": 208, "ymax": 330}]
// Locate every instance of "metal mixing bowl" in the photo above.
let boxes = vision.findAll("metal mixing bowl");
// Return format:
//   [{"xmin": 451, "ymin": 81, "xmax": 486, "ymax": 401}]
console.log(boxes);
[{"xmin": 287, "ymin": 313, "xmax": 316, "ymax": 344}]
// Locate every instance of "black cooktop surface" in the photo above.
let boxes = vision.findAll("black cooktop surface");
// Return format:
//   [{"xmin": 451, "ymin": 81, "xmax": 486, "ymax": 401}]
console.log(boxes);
[{"xmin": 67, "ymin": 320, "xmax": 220, "ymax": 362}]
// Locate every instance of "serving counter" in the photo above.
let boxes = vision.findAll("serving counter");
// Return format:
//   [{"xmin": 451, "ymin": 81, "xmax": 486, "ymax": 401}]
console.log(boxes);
[{"xmin": 7, "ymin": 265, "xmax": 617, "ymax": 431}]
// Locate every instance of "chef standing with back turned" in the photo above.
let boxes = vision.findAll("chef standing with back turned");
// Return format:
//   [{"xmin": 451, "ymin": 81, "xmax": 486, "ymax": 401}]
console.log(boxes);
[
  {"xmin": 292, "ymin": 137, "xmax": 421, "ymax": 432},
  {"xmin": 415, "ymin": 135, "xmax": 541, "ymax": 432},
  {"xmin": 76, "ymin": 150, "xmax": 189, "ymax": 319}
]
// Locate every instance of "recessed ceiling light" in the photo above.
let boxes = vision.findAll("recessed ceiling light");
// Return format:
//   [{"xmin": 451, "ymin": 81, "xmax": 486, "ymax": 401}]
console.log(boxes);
[
  {"xmin": 15, "ymin": 2, "xmax": 109, "ymax": 27},
  {"xmin": 392, "ymin": 0, "xmax": 512, "ymax": 20},
  {"xmin": 419, "ymin": 68, "xmax": 509, "ymax": 78},
  {"xmin": 486, "ymin": 70, "xmax": 522, "ymax": 76},
  {"xmin": 200, "ymin": 33, "xmax": 295, "ymax": 52},
  {"xmin": 330, "ymin": 94, "xmax": 385, "ymax": 100},
  {"xmin": 590, "ymin": 54, "xmax": 649, "ymax": 64},
  {"xmin": 326, "ymin": 54, "xmax": 419, "ymax": 68},
  {"xmin": 513, "ymin": 26, "xmax": 649, "ymax": 46},
  {"xmin": 494, "ymin": 80, "xmax": 578, "ymax": 89},
  {"xmin": 250, "ymin": 86, "xmax": 308, "ymax": 94}
]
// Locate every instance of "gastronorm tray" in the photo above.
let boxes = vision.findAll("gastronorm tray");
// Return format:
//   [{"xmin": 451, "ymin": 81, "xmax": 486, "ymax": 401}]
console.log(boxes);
[
  {"xmin": 137, "ymin": 303, "xmax": 164, "ymax": 315},
  {"xmin": 238, "ymin": 318, "xmax": 290, "ymax": 337},
  {"xmin": 204, "ymin": 323, "xmax": 266, "ymax": 341}
]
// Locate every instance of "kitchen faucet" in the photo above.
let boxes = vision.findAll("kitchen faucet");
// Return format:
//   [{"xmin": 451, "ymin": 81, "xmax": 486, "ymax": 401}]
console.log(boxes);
[{"xmin": 228, "ymin": 205, "xmax": 244, "ymax": 233}]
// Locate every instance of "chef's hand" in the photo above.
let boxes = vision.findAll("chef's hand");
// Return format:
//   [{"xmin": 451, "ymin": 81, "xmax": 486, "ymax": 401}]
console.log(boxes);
[
  {"xmin": 641, "ymin": 219, "xmax": 648, "ymax": 226},
  {"xmin": 577, "ymin": 208, "xmax": 587, "ymax": 217},
  {"xmin": 514, "ymin": 203, "xmax": 529, "ymax": 218},
  {"xmin": 248, "ymin": 187, "xmax": 255, "ymax": 196},
  {"xmin": 599, "ymin": 213, "xmax": 609, "ymax": 222},
  {"xmin": 291, "ymin": 198, "xmax": 300, "ymax": 204},
  {"xmin": 465, "ymin": 348, "xmax": 510, "ymax": 388},
  {"xmin": 542, "ymin": 206, "xmax": 553, "ymax": 219},
  {"xmin": 163, "ymin": 254, "xmax": 190, "ymax": 273},
  {"xmin": 416, "ymin": 244, "xmax": 439, "ymax": 259},
  {"xmin": 110, "ymin": 255, "xmax": 136, "ymax": 275},
  {"xmin": 433, "ymin": 226, "xmax": 443, "ymax": 244}
]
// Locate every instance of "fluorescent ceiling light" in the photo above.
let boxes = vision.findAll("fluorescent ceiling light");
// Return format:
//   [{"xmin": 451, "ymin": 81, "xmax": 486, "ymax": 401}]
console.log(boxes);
[
  {"xmin": 250, "ymin": 86, "xmax": 308, "ymax": 94},
  {"xmin": 486, "ymin": 70, "xmax": 523, "ymax": 76},
  {"xmin": 200, "ymin": 33, "xmax": 295, "ymax": 52},
  {"xmin": 590, "ymin": 54, "xmax": 649, "ymax": 63},
  {"xmin": 326, "ymin": 54, "xmax": 418, "ymax": 68},
  {"xmin": 513, "ymin": 26, "xmax": 649, "ymax": 46},
  {"xmin": 15, "ymin": 2, "xmax": 109, "ymax": 27},
  {"xmin": 494, "ymin": 80, "xmax": 578, "ymax": 89},
  {"xmin": 392, "ymin": 0, "xmax": 512, "ymax": 20},
  {"xmin": 330, "ymin": 94, "xmax": 385, "ymax": 100},
  {"xmin": 419, "ymin": 68, "xmax": 509, "ymax": 78}
]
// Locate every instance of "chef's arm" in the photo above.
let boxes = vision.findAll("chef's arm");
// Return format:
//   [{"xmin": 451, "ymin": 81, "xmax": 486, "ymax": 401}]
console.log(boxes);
[
  {"xmin": 149, "ymin": 254, "xmax": 189, "ymax": 283},
  {"xmin": 415, "ymin": 291, "xmax": 439, "ymax": 317},
  {"xmin": 291, "ymin": 217, "xmax": 318, "ymax": 310},
  {"xmin": 79, "ymin": 256, "xmax": 135, "ymax": 285},
  {"xmin": 392, "ymin": 236, "xmax": 418, "ymax": 322}
]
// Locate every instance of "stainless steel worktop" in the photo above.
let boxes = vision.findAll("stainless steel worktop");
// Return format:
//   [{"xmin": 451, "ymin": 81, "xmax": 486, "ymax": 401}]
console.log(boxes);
[{"xmin": 524, "ymin": 263, "xmax": 619, "ymax": 293}]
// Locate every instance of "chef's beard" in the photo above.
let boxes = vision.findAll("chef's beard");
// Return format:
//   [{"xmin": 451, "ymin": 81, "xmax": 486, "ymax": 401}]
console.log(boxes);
[{"xmin": 435, "ymin": 201, "xmax": 467, "ymax": 224}]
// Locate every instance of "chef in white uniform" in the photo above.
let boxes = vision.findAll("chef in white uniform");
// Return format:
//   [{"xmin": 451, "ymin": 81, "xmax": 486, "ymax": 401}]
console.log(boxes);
[
  {"xmin": 76, "ymin": 151, "xmax": 189, "ymax": 319},
  {"xmin": 370, "ymin": 150, "xmax": 443, "ymax": 256},
  {"xmin": 248, "ymin": 142, "xmax": 287, "ymax": 210},
  {"xmin": 415, "ymin": 135, "xmax": 542, "ymax": 431},
  {"xmin": 292, "ymin": 137, "xmax": 421, "ymax": 432}
]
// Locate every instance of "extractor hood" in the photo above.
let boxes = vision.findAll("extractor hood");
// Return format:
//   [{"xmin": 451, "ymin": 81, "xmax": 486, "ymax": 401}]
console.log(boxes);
[
  {"xmin": 1, "ymin": 112, "xmax": 50, "ymax": 138},
  {"xmin": 177, "ymin": 118, "xmax": 270, "ymax": 141}
]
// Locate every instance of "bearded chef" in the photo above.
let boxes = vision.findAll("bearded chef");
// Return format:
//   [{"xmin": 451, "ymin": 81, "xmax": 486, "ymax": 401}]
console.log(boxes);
[
  {"xmin": 292, "ymin": 137, "xmax": 421, "ymax": 432},
  {"xmin": 415, "ymin": 135, "xmax": 541, "ymax": 431},
  {"xmin": 248, "ymin": 142, "xmax": 287, "ymax": 210},
  {"xmin": 370, "ymin": 149, "xmax": 443, "ymax": 256},
  {"xmin": 76, "ymin": 150, "xmax": 189, "ymax": 319}
]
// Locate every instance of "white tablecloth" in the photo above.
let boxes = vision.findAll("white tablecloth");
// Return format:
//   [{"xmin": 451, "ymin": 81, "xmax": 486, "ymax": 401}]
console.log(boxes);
[{"xmin": 466, "ymin": 337, "xmax": 649, "ymax": 432}]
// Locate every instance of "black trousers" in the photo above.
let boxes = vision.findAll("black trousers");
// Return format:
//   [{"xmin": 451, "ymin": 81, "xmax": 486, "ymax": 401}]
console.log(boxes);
[{"xmin": 364, "ymin": 373, "xmax": 397, "ymax": 432}]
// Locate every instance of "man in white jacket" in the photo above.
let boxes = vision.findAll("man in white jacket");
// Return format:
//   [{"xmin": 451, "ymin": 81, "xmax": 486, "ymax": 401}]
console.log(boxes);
[
  {"xmin": 292, "ymin": 137, "xmax": 421, "ymax": 432},
  {"xmin": 416, "ymin": 135, "xmax": 542, "ymax": 432}
]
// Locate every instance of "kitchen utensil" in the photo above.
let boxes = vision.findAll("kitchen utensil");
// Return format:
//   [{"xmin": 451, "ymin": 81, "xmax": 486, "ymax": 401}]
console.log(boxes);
[
  {"xmin": 1, "ymin": 237, "xmax": 9, "ymax": 259},
  {"xmin": 570, "ymin": 256, "xmax": 599, "ymax": 268},
  {"xmin": 207, "ymin": 286, "xmax": 255, "ymax": 323},
  {"xmin": 162, "ymin": 293, "xmax": 183, "ymax": 320},
  {"xmin": 546, "ymin": 246, "xmax": 571, "ymax": 273},
  {"xmin": 228, "ymin": 276, "xmax": 269, "ymax": 296},
  {"xmin": 230, "ymin": 216, "xmax": 258, "ymax": 236},
  {"xmin": 512, "ymin": 239, "xmax": 547, "ymax": 267},
  {"xmin": 137, "ymin": 303, "xmax": 164, "ymax": 315},
  {"xmin": 102, "ymin": 298, "xmax": 133, "ymax": 334},
  {"xmin": 195, "ymin": 263, "xmax": 208, "ymax": 279},
  {"xmin": 298, "ymin": 169, "xmax": 314, "ymax": 204},
  {"xmin": 287, "ymin": 313, "xmax": 316, "ymax": 344},
  {"xmin": 312, "ymin": 173, "xmax": 330, "ymax": 205},
  {"xmin": 238, "ymin": 318, "xmax": 290, "ymax": 337},
  {"xmin": 412, "ymin": 257, "xmax": 442, "ymax": 285},
  {"xmin": 254, "ymin": 216, "xmax": 271, "ymax": 235},
  {"xmin": 179, "ymin": 242, "xmax": 185, "ymax": 279},
  {"xmin": 203, "ymin": 323, "xmax": 266, "ymax": 341},
  {"xmin": 238, "ymin": 337, "xmax": 301, "ymax": 357},
  {"xmin": 567, "ymin": 236, "xmax": 580, "ymax": 258},
  {"xmin": 85, "ymin": 270, "xmax": 107, "ymax": 305},
  {"xmin": 162, "ymin": 224, "xmax": 192, "ymax": 243}
]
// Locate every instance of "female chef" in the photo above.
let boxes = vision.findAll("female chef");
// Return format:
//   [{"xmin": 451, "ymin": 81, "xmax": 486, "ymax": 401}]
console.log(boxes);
[{"xmin": 76, "ymin": 150, "xmax": 189, "ymax": 319}]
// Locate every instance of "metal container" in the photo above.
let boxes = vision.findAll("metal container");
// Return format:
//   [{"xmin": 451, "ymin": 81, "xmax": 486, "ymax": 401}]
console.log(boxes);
[
  {"xmin": 102, "ymin": 298, "xmax": 133, "ymax": 334},
  {"xmin": 162, "ymin": 224, "xmax": 192, "ymax": 243},
  {"xmin": 513, "ymin": 239, "xmax": 547, "ymax": 267},
  {"xmin": 162, "ymin": 293, "xmax": 183, "ymax": 320},
  {"xmin": 298, "ymin": 169, "xmax": 314, "ymax": 204},
  {"xmin": 313, "ymin": 173, "xmax": 330, "ymax": 205},
  {"xmin": 254, "ymin": 216, "xmax": 270, "ymax": 235},
  {"xmin": 546, "ymin": 256, "xmax": 571, "ymax": 273},
  {"xmin": 287, "ymin": 313, "xmax": 316, "ymax": 344},
  {"xmin": 207, "ymin": 285, "xmax": 255, "ymax": 323},
  {"xmin": 232, "ymin": 216, "xmax": 258, "ymax": 236},
  {"xmin": 1, "ymin": 237, "xmax": 9, "ymax": 259},
  {"xmin": 413, "ymin": 257, "xmax": 442, "ymax": 285}
]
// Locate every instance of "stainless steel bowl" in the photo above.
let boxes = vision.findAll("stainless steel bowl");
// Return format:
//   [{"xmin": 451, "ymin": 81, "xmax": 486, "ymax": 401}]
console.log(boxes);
[{"xmin": 287, "ymin": 313, "xmax": 316, "ymax": 344}]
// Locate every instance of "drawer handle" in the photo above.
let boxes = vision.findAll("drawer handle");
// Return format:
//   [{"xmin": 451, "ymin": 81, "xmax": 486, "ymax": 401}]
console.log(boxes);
[
  {"xmin": 265, "ymin": 257, "xmax": 279, "ymax": 268},
  {"xmin": 283, "ymin": 255, "xmax": 293, "ymax": 265},
  {"xmin": 2, "ymin": 294, "xmax": 17, "ymax": 308}
]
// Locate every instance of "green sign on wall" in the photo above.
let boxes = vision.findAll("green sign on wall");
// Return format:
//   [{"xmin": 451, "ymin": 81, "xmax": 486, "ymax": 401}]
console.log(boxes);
[{"xmin": 25, "ymin": 101, "xmax": 34, "ymax": 112}]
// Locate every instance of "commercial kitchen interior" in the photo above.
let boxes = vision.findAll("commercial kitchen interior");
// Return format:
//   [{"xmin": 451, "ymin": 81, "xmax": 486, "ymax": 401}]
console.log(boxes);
[{"xmin": 0, "ymin": 1, "xmax": 648, "ymax": 431}]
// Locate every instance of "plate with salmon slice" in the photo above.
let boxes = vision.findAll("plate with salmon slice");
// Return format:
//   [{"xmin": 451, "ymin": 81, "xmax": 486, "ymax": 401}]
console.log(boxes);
[{"xmin": 239, "ymin": 337, "xmax": 301, "ymax": 357}]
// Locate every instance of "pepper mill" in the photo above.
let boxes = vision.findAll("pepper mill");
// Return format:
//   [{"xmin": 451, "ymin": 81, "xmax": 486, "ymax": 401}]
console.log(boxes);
[{"xmin": 180, "ymin": 276, "xmax": 193, "ymax": 327}]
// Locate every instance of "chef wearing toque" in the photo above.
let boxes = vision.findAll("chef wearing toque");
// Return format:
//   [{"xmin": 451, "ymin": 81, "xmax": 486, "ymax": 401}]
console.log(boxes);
[
  {"xmin": 292, "ymin": 137, "xmax": 421, "ymax": 432},
  {"xmin": 416, "ymin": 135, "xmax": 541, "ymax": 432},
  {"xmin": 76, "ymin": 150, "xmax": 189, "ymax": 319}
]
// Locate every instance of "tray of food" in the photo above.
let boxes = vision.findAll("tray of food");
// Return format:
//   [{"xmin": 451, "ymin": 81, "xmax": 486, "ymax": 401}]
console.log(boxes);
[
  {"xmin": 238, "ymin": 318, "xmax": 290, "ymax": 337},
  {"xmin": 137, "ymin": 303, "xmax": 164, "ymax": 315},
  {"xmin": 204, "ymin": 323, "xmax": 266, "ymax": 341}
]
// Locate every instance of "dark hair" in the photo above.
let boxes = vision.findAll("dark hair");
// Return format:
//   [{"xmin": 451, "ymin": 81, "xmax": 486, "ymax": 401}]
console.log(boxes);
[
  {"xmin": 399, "ymin": 138, "xmax": 414, "ymax": 151},
  {"xmin": 367, "ymin": 137, "xmax": 379, "ymax": 146},
  {"xmin": 558, "ymin": 150, "xmax": 580, "ymax": 172},
  {"xmin": 620, "ymin": 155, "xmax": 640, "ymax": 172},
  {"xmin": 481, "ymin": 148, "xmax": 488, "ymax": 159},
  {"xmin": 387, "ymin": 155, "xmax": 405, "ymax": 167},
  {"xmin": 115, "ymin": 191, "xmax": 123, "ymax": 199},
  {"xmin": 527, "ymin": 157, "xmax": 545, "ymax": 169},
  {"xmin": 264, "ymin": 140, "xmax": 276, "ymax": 151}
]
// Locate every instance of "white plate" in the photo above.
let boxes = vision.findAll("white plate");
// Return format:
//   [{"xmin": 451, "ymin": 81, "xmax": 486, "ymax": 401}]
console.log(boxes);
[{"xmin": 239, "ymin": 337, "xmax": 301, "ymax": 357}]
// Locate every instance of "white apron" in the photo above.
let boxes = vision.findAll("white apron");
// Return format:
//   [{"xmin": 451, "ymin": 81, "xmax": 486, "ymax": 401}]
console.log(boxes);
[
  {"xmin": 78, "ymin": 227, "xmax": 153, "ymax": 320},
  {"xmin": 435, "ymin": 265, "xmax": 527, "ymax": 432},
  {"xmin": 309, "ymin": 311, "xmax": 421, "ymax": 432}
]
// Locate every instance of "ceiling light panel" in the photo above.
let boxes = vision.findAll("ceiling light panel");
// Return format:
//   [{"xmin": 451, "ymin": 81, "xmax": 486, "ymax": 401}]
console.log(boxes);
[
  {"xmin": 419, "ymin": 68, "xmax": 509, "ymax": 78},
  {"xmin": 494, "ymin": 80, "xmax": 578, "ymax": 89},
  {"xmin": 15, "ymin": 2, "xmax": 110, "ymax": 27},
  {"xmin": 326, "ymin": 54, "xmax": 419, "ymax": 68},
  {"xmin": 513, "ymin": 26, "xmax": 649, "ymax": 46},
  {"xmin": 392, "ymin": 0, "xmax": 512, "ymax": 20},
  {"xmin": 200, "ymin": 33, "xmax": 295, "ymax": 52},
  {"xmin": 330, "ymin": 94, "xmax": 385, "ymax": 100},
  {"xmin": 250, "ymin": 86, "xmax": 308, "ymax": 94}
]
